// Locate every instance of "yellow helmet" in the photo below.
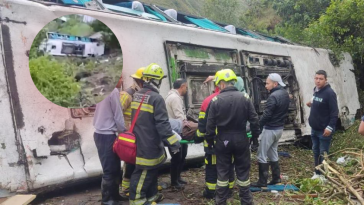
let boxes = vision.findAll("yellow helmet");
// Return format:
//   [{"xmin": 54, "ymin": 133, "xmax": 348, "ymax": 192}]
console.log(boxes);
[
  {"xmin": 130, "ymin": 67, "xmax": 145, "ymax": 80},
  {"xmin": 142, "ymin": 63, "xmax": 165, "ymax": 80},
  {"xmin": 213, "ymin": 70, "xmax": 222, "ymax": 82},
  {"xmin": 215, "ymin": 69, "xmax": 237, "ymax": 86}
]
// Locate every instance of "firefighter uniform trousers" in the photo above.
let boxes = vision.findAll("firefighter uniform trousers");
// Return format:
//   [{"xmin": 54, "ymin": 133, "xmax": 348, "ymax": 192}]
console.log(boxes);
[
  {"xmin": 205, "ymin": 153, "xmax": 235, "ymax": 197},
  {"xmin": 122, "ymin": 163, "xmax": 135, "ymax": 192},
  {"xmin": 215, "ymin": 132, "xmax": 252, "ymax": 205},
  {"xmin": 129, "ymin": 167, "xmax": 159, "ymax": 205}
]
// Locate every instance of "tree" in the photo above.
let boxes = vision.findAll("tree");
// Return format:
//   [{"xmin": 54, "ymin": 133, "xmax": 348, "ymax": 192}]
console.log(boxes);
[
  {"xmin": 90, "ymin": 20, "xmax": 121, "ymax": 49},
  {"xmin": 272, "ymin": 0, "xmax": 331, "ymax": 42},
  {"xmin": 304, "ymin": 0, "xmax": 364, "ymax": 92},
  {"xmin": 29, "ymin": 29, "xmax": 46, "ymax": 59},
  {"xmin": 58, "ymin": 15, "xmax": 94, "ymax": 36}
]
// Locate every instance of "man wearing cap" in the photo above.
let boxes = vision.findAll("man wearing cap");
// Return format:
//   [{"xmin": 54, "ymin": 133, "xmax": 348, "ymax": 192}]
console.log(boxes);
[{"xmin": 251, "ymin": 73, "xmax": 290, "ymax": 187}]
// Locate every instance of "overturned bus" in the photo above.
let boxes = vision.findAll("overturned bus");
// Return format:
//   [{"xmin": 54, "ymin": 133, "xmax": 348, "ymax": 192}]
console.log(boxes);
[{"xmin": 0, "ymin": 0, "xmax": 360, "ymax": 195}]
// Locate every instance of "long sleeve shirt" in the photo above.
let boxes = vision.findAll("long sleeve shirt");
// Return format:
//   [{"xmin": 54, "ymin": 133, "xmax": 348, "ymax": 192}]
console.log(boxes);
[
  {"xmin": 93, "ymin": 88, "xmax": 125, "ymax": 134},
  {"xmin": 165, "ymin": 89, "xmax": 186, "ymax": 121},
  {"xmin": 308, "ymin": 84, "xmax": 339, "ymax": 132}
]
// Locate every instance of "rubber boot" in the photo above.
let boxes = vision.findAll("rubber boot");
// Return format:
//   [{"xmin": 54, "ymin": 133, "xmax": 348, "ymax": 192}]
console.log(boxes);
[
  {"xmin": 268, "ymin": 161, "xmax": 281, "ymax": 185},
  {"xmin": 171, "ymin": 166, "xmax": 184, "ymax": 190},
  {"xmin": 202, "ymin": 188, "xmax": 215, "ymax": 199},
  {"xmin": 250, "ymin": 163, "xmax": 269, "ymax": 187},
  {"xmin": 101, "ymin": 179, "xmax": 119, "ymax": 205},
  {"xmin": 239, "ymin": 186, "xmax": 253, "ymax": 205},
  {"xmin": 227, "ymin": 188, "xmax": 233, "ymax": 199},
  {"xmin": 177, "ymin": 160, "xmax": 187, "ymax": 185}
]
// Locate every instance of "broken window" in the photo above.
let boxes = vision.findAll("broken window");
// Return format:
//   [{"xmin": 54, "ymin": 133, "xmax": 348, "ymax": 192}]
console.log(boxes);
[
  {"xmin": 240, "ymin": 51, "xmax": 302, "ymax": 130},
  {"xmin": 165, "ymin": 42, "xmax": 239, "ymax": 121}
]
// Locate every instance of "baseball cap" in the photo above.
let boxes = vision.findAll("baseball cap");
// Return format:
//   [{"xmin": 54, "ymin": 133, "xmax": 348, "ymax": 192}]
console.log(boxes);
[{"xmin": 268, "ymin": 73, "xmax": 286, "ymax": 87}]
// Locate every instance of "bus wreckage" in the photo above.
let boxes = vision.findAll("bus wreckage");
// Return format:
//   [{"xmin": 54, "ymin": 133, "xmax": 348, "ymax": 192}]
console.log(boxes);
[{"xmin": 0, "ymin": 0, "xmax": 360, "ymax": 196}]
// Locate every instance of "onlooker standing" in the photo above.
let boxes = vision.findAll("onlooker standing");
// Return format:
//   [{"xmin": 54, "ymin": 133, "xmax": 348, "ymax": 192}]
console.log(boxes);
[
  {"xmin": 359, "ymin": 115, "xmax": 364, "ymax": 135},
  {"xmin": 306, "ymin": 70, "xmax": 339, "ymax": 179},
  {"xmin": 165, "ymin": 78, "xmax": 189, "ymax": 190},
  {"xmin": 93, "ymin": 75, "xmax": 125, "ymax": 205},
  {"xmin": 251, "ymin": 73, "xmax": 290, "ymax": 187}
]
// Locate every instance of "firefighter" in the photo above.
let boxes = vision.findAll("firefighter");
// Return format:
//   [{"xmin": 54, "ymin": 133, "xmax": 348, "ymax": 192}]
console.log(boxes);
[
  {"xmin": 129, "ymin": 63, "xmax": 181, "ymax": 205},
  {"xmin": 119, "ymin": 67, "xmax": 145, "ymax": 196},
  {"xmin": 206, "ymin": 69, "xmax": 260, "ymax": 205},
  {"xmin": 197, "ymin": 72, "xmax": 252, "ymax": 199},
  {"xmin": 195, "ymin": 71, "xmax": 235, "ymax": 199}
]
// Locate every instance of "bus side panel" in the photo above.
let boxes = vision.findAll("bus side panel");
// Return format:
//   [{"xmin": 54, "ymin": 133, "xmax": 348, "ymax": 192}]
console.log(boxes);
[{"xmin": 0, "ymin": 25, "xmax": 28, "ymax": 193}]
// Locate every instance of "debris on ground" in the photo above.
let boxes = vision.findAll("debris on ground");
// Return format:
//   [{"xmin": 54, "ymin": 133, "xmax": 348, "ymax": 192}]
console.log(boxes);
[
  {"xmin": 1, "ymin": 194, "xmax": 36, "ymax": 205},
  {"xmin": 314, "ymin": 149, "xmax": 364, "ymax": 205}
]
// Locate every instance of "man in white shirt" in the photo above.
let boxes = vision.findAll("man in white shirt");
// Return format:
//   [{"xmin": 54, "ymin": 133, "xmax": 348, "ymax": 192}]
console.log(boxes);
[{"xmin": 165, "ymin": 78, "xmax": 188, "ymax": 190}]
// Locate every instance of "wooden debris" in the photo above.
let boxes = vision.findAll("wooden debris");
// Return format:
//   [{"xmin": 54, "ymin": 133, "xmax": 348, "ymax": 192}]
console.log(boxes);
[
  {"xmin": 1, "ymin": 195, "xmax": 36, "ymax": 205},
  {"xmin": 315, "ymin": 149, "xmax": 364, "ymax": 205}
]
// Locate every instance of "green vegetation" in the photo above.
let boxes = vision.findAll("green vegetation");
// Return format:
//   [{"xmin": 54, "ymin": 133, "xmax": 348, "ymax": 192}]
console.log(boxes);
[
  {"xmin": 151, "ymin": 0, "xmax": 364, "ymax": 109},
  {"xmin": 30, "ymin": 56, "xmax": 80, "ymax": 107},
  {"xmin": 29, "ymin": 15, "xmax": 122, "ymax": 108}
]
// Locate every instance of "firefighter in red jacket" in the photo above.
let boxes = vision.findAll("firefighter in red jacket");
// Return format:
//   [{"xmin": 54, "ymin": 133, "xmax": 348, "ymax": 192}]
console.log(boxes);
[{"xmin": 129, "ymin": 63, "xmax": 181, "ymax": 205}]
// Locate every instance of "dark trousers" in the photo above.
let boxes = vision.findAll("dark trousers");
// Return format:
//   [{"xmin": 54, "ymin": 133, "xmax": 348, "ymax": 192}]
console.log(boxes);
[
  {"xmin": 215, "ymin": 133, "xmax": 253, "ymax": 205},
  {"xmin": 204, "ymin": 153, "xmax": 235, "ymax": 197},
  {"xmin": 94, "ymin": 133, "xmax": 121, "ymax": 202},
  {"xmin": 129, "ymin": 167, "xmax": 159, "ymax": 205},
  {"xmin": 122, "ymin": 163, "xmax": 136, "ymax": 191},
  {"xmin": 311, "ymin": 129, "xmax": 333, "ymax": 174},
  {"xmin": 168, "ymin": 144, "xmax": 188, "ymax": 183}
]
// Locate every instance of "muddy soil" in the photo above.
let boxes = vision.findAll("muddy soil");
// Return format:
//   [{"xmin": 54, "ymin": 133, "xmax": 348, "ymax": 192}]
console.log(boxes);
[{"xmin": 30, "ymin": 145, "xmax": 314, "ymax": 205}]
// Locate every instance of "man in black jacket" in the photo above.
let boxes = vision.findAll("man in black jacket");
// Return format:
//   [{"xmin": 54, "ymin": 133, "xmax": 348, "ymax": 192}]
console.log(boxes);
[
  {"xmin": 306, "ymin": 70, "xmax": 338, "ymax": 180},
  {"xmin": 251, "ymin": 73, "xmax": 290, "ymax": 187},
  {"xmin": 206, "ymin": 69, "xmax": 260, "ymax": 205}
]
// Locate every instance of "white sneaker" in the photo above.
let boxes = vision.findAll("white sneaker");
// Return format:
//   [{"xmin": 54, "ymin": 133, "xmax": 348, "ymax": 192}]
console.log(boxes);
[
  {"xmin": 311, "ymin": 173, "xmax": 320, "ymax": 180},
  {"xmin": 318, "ymin": 175, "xmax": 326, "ymax": 183}
]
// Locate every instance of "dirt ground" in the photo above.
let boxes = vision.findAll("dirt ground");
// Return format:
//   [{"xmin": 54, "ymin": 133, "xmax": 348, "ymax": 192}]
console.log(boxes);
[{"xmin": 29, "ymin": 144, "xmax": 315, "ymax": 205}]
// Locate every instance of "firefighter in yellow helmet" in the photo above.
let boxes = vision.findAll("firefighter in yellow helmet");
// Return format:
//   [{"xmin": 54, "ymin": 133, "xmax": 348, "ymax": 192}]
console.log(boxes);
[
  {"xmin": 205, "ymin": 69, "xmax": 260, "ymax": 205},
  {"xmin": 119, "ymin": 67, "xmax": 146, "ymax": 197},
  {"xmin": 129, "ymin": 63, "xmax": 180, "ymax": 205}
]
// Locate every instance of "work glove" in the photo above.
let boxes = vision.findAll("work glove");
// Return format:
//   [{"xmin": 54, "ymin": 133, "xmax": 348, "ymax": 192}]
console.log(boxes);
[
  {"xmin": 250, "ymin": 135, "xmax": 259, "ymax": 152},
  {"xmin": 206, "ymin": 137, "xmax": 215, "ymax": 150},
  {"xmin": 171, "ymin": 149, "xmax": 180, "ymax": 155},
  {"xmin": 193, "ymin": 134, "xmax": 204, "ymax": 144}
]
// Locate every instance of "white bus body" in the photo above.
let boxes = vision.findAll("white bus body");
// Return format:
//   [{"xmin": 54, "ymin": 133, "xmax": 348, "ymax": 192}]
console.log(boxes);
[{"xmin": 0, "ymin": 0, "xmax": 360, "ymax": 195}]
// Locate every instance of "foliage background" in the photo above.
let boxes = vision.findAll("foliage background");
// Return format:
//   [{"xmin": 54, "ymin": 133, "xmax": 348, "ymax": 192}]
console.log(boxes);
[
  {"xmin": 29, "ymin": 15, "xmax": 122, "ymax": 108},
  {"xmin": 141, "ymin": 0, "xmax": 363, "ymax": 113}
]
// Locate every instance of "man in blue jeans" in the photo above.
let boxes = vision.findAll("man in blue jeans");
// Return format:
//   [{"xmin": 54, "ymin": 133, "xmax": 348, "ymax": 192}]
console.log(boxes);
[{"xmin": 306, "ymin": 70, "xmax": 339, "ymax": 180}]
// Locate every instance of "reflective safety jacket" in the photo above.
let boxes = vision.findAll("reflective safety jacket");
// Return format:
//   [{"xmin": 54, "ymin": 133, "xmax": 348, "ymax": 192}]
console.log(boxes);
[
  {"xmin": 131, "ymin": 83, "xmax": 181, "ymax": 170},
  {"xmin": 120, "ymin": 86, "xmax": 137, "ymax": 130},
  {"xmin": 196, "ymin": 91, "xmax": 220, "ymax": 154},
  {"xmin": 197, "ymin": 90, "xmax": 251, "ymax": 152},
  {"xmin": 206, "ymin": 86, "xmax": 260, "ymax": 140}
]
